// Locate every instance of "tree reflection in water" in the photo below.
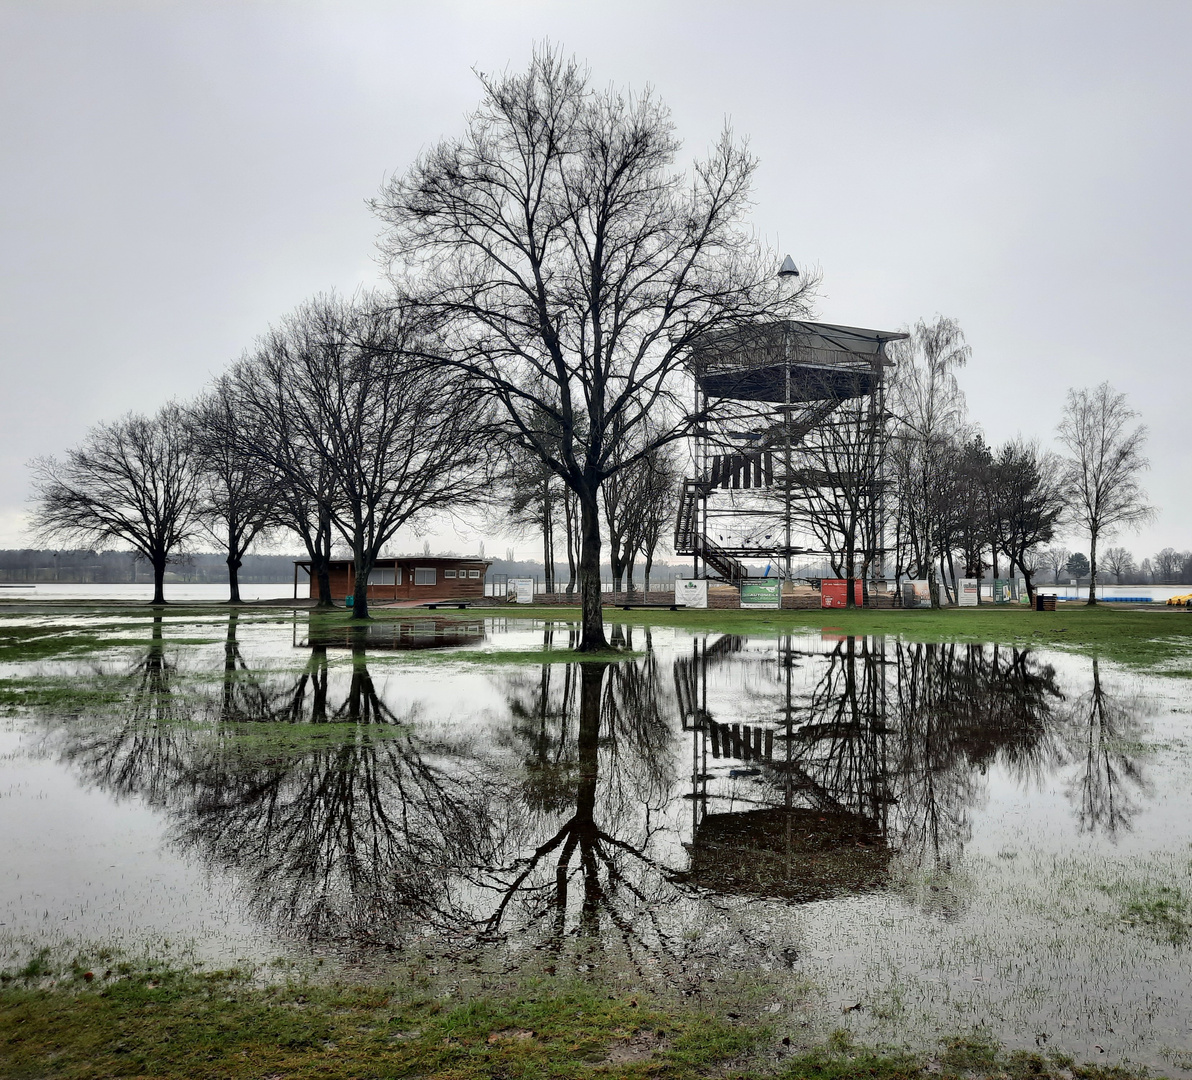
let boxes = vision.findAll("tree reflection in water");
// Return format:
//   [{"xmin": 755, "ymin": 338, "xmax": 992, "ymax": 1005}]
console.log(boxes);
[
  {"xmin": 44, "ymin": 614, "xmax": 1154, "ymax": 959},
  {"xmin": 485, "ymin": 655, "xmax": 681, "ymax": 955},
  {"xmin": 1061, "ymin": 657, "xmax": 1149, "ymax": 838},
  {"xmin": 57, "ymin": 613, "xmax": 191, "ymax": 808}
]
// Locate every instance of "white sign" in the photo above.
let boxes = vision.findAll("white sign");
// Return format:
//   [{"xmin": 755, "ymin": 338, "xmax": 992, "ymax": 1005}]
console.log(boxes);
[
  {"xmin": 674, "ymin": 578, "xmax": 708, "ymax": 609},
  {"xmin": 509, "ymin": 578, "xmax": 535, "ymax": 604},
  {"xmin": 958, "ymin": 578, "xmax": 979, "ymax": 607}
]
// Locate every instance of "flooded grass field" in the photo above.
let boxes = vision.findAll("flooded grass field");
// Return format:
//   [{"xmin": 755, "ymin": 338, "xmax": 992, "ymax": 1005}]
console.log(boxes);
[{"xmin": 3, "ymin": 604, "xmax": 1192, "ymax": 1075}]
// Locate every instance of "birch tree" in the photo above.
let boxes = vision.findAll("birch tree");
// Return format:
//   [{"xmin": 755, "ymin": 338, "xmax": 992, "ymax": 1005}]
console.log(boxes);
[
  {"xmin": 1057, "ymin": 383, "xmax": 1153, "ymax": 605},
  {"xmin": 888, "ymin": 317, "xmax": 971, "ymax": 607}
]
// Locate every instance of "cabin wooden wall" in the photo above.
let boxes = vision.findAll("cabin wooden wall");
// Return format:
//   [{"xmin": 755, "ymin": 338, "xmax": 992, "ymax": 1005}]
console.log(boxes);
[{"xmin": 307, "ymin": 560, "xmax": 488, "ymax": 602}]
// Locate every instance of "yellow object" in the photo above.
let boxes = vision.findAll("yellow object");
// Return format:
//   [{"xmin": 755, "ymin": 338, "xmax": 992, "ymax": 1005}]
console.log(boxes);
[{"xmin": 1166, "ymin": 593, "xmax": 1192, "ymax": 606}]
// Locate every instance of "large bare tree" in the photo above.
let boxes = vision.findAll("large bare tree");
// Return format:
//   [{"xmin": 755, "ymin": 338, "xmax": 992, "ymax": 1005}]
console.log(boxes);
[
  {"xmin": 372, "ymin": 48, "xmax": 812, "ymax": 648},
  {"xmin": 1057, "ymin": 383, "xmax": 1153, "ymax": 605},
  {"xmin": 29, "ymin": 404, "xmax": 200, "ymax": 604},
  {"xmin": 1099, "ymin": 545, "xmax": 1136, "ymax": 583},
  {"xmin": 239, "ymin": 293, "xmax": 494, "ymax": 619}
]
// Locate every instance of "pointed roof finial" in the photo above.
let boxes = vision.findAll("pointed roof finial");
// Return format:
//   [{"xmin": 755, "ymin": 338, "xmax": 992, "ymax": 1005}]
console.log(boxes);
[{"xmin": 778, "ymin": 254, "xmax": 799, "ymax": 278}]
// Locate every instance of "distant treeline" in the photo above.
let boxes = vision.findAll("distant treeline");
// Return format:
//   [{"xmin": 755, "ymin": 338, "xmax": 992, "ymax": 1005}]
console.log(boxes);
[{"xmin": 0, "ymin": 549, "xmax": 300, "ymax": 584}]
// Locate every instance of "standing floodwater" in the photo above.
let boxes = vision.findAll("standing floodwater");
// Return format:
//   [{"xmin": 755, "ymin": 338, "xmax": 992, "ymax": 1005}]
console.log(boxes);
[{"xmin": 1, "ymin": 611, "xmax": 1189, "ymax": 1072}]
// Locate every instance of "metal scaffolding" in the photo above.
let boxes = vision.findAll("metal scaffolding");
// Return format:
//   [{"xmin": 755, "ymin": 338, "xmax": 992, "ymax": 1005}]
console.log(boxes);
[{"xmin": 675, "ymin": 320, "xmax": 907, "ymax": 583}]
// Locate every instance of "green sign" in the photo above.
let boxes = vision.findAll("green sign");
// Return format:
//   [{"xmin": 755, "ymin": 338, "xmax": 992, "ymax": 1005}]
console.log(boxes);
[{"xmin": 741, "ymin": 579, "xmax": 782, "ymax": 609}]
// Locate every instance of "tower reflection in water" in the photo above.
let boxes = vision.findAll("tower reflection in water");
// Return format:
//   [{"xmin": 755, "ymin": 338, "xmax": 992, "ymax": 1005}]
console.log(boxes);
[{"xmin": 674, "ymin": 633, "xmax": 1068, "ymax": 902}]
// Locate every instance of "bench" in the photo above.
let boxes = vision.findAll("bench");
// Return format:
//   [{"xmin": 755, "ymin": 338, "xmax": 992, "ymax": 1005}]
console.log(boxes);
[
  {"xmin": 422, "ymin": 602, "xmax": 474, "ymax": 610},
  {"xmin": 616, "ymin": 603, "xmax": 686, "ymax": 611}
]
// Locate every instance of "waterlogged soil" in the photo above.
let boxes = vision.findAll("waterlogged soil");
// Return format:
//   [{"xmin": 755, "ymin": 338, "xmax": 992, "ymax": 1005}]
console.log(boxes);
[{"xmin": 2, "ymin": 607, "xmax": 1192, "ymax": 1075}]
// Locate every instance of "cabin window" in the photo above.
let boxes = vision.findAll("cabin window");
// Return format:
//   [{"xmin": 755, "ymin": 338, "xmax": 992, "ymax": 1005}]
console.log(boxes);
[
  {"xmin": 468, "ymin": 569, "xmax": 481, "ymax": 579},
  {"xmin": 444, "ymin": 569, "xmax": 457, "ymax": 579},
  {"xmin": 367, "ymin": 567, "xmax": 395, "ymax": 586},
  {"xmin": 414, "ymin": 567, "xmax": 436, "ymax": 586}
]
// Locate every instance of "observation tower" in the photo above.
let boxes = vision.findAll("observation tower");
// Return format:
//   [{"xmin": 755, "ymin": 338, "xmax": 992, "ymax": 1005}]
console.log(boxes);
[{"xmin": 674, "ymin": 319, "xmax": 908, "ymax": 583}]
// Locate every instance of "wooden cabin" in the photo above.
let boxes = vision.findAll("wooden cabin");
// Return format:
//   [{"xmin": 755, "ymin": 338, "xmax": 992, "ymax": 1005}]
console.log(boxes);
[{"xmin": 294, "ymin": 556, "xmax": 490, "ymax": 603}]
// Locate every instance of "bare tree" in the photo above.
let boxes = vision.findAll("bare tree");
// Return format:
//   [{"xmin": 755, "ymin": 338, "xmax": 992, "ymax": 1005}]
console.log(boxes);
[
  {"xmin": 993, "ymin": 439, "xmax": 1066, "ymax": 602},
  {"xmin": 373, "ymin": 47, "xmax": 813, "ymax": 648},
  {"xmin": 243, "ymin": 294, "xmax": 494, "ymax": 619},
  {"xmin": 632, "ymin": 445, "xmax": 681, "ymax": 592},
  {"xmin": 187, "ymin": 377, "xmax": 278, "ymax": 603},
  {"xmin": 790, "ymin": 378, "xmax": 890, "ymax": 607},
  {"xmin": 888, "ymin": 317, "xmax": 971, "ymax": 607},
  {"xmin": 231, "ymin": 340, "xmax": 338, "ymax": 607},
  {"xmin": 29, "ymin": 405, "xmax": 200, "ymax": 604},
  {"xmin": 499, "ymin": 410, "xmax": 568, "ymax": 591},
  {"xmin": 1057, "ymin": 383, "xmax": 1154, "ymax": 605},
  {"xmin": 1152, "ymin": 547, "xmax": 1183, "ymax": 584},
  {"xmin": 1099, "ymin": 546, "xmax": 1135, "ymax": 584},
  {"xmin": 1039, "ymin": 545, "xmax": 1070, "ymax": 585}
]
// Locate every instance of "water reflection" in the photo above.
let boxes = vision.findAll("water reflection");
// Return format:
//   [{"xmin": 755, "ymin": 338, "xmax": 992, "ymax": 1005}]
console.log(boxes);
[
  {"xmin": 1061, "ymin": 657, "xmax": 1150, "ymax": 837},
  {"xmin": 43, "ymin": 616, "xmax": 1153, "ymax": 953},
  {"xmin": 295, "ymin": 616, "xmax": 486, "ymax": 652},
  {"xmin": 486, "ymin": 658, "xmax": 679, "ymax": 951}
]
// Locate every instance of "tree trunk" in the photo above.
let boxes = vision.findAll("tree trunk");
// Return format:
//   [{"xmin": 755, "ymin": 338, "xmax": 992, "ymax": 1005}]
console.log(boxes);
[
  {"xmin": 564, "ymin": 492, "xmax": 577, "ymax": 595},
  {"xmin": 226, "ymin": 552, "xmax": 243, "ymax": 604},
  {"xmin": 945, "ymin": 548, "xmax": 959, "ymax": 605},
  {"xmin": 926, "ymin": 536, "xmax": 941, "ymax": 608},
  {"xmin": 1016, "ymin": 554, "xmax": 1036, "ymax": 602},
  {"xmin": 313, "ymin": 557, "xmax": 333, "ymax": 607},
  {"xmin": 542, "ymin": 476, "xmax": 555, "ymax": 592},
  {"xmin": 609, "ymin": 534, "xmax": 624, "ymax": 594},
  {"xmin": 845, "ymin": 539, "xmax": 857, "ymax": 609},
  {"xmin": 151, "ymin": 553, "xmax": 167, "ymax": 605},
  {"xmin": 351, "ymin": 542, "xmax": 373, "ymax": 620},
  {"xmin": 1088, "ymin": 529, "xmax": 1099, "ymax": 606},
  {"xmin": 578, "ymin": 493, "xmax": 608, "ymax": 651}
]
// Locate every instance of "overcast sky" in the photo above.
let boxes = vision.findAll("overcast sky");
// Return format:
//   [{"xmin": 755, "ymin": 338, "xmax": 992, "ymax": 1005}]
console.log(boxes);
[{"xmin": 2, "ymin": 0, "xmax": 1189, "ymax": 561}]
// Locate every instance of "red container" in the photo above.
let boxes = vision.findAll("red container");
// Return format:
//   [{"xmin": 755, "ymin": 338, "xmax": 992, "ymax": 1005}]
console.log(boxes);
[{"xmin": 821, "ymin": 579, "xmax": 864, "ymax": 608}]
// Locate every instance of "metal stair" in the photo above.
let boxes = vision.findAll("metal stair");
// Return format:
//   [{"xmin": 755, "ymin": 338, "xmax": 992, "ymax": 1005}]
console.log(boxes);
[{"xmin": 674, "ymin": 480, "xmax": 749, "ymax": 585}]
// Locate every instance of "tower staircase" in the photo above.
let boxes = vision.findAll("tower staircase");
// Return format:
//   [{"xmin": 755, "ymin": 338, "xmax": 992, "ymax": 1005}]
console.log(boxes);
[{"xmin": 674, "ymin": 399, "xmax": 844, "ymax": 582}]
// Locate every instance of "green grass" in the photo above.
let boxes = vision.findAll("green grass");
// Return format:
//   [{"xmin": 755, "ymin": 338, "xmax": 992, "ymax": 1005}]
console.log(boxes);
[
  {"xmin": 5, "ymin": 602, "xmax": 1192, "ymax": 674},
  {"xmin": 369, "ymin": 602, "xmax": 1192, "ymax": 675},
  {"xmin": 0, "ymin": 965, "xmax": 1153, "ymax": 1080},
  {"xmin": 1106, "ymin": 882, "xmax": 1192, "ymax": 945}
]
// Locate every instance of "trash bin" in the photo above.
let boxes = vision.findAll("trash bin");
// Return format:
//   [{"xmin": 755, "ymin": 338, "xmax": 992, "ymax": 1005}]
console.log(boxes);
[{"xmin": 345, "ymin": 595, "xmax": 355, "ymax": 609}]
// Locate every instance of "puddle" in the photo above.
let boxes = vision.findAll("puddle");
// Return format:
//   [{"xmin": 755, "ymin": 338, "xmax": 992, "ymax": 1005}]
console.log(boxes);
[{"xmin": 1, "ymin": 611, "xmax": 1191, "ymax": 1071}]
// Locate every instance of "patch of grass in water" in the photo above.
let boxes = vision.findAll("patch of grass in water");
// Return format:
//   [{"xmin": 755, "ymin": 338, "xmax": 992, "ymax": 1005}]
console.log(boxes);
[
  {"xmin": 217, "ymin": 719, "xmax": 414, "ymax": 752},
  {"xmin": 0, "ymin": 959, "xmax": 756, "ymax": 1080},
  {"xmin": 0, "ymin": 676, "xmax": 127, "ymax": 714},
  {"xmin": 1114, "ymin": 883, "xmax": 1192, "ymax": 945}
]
